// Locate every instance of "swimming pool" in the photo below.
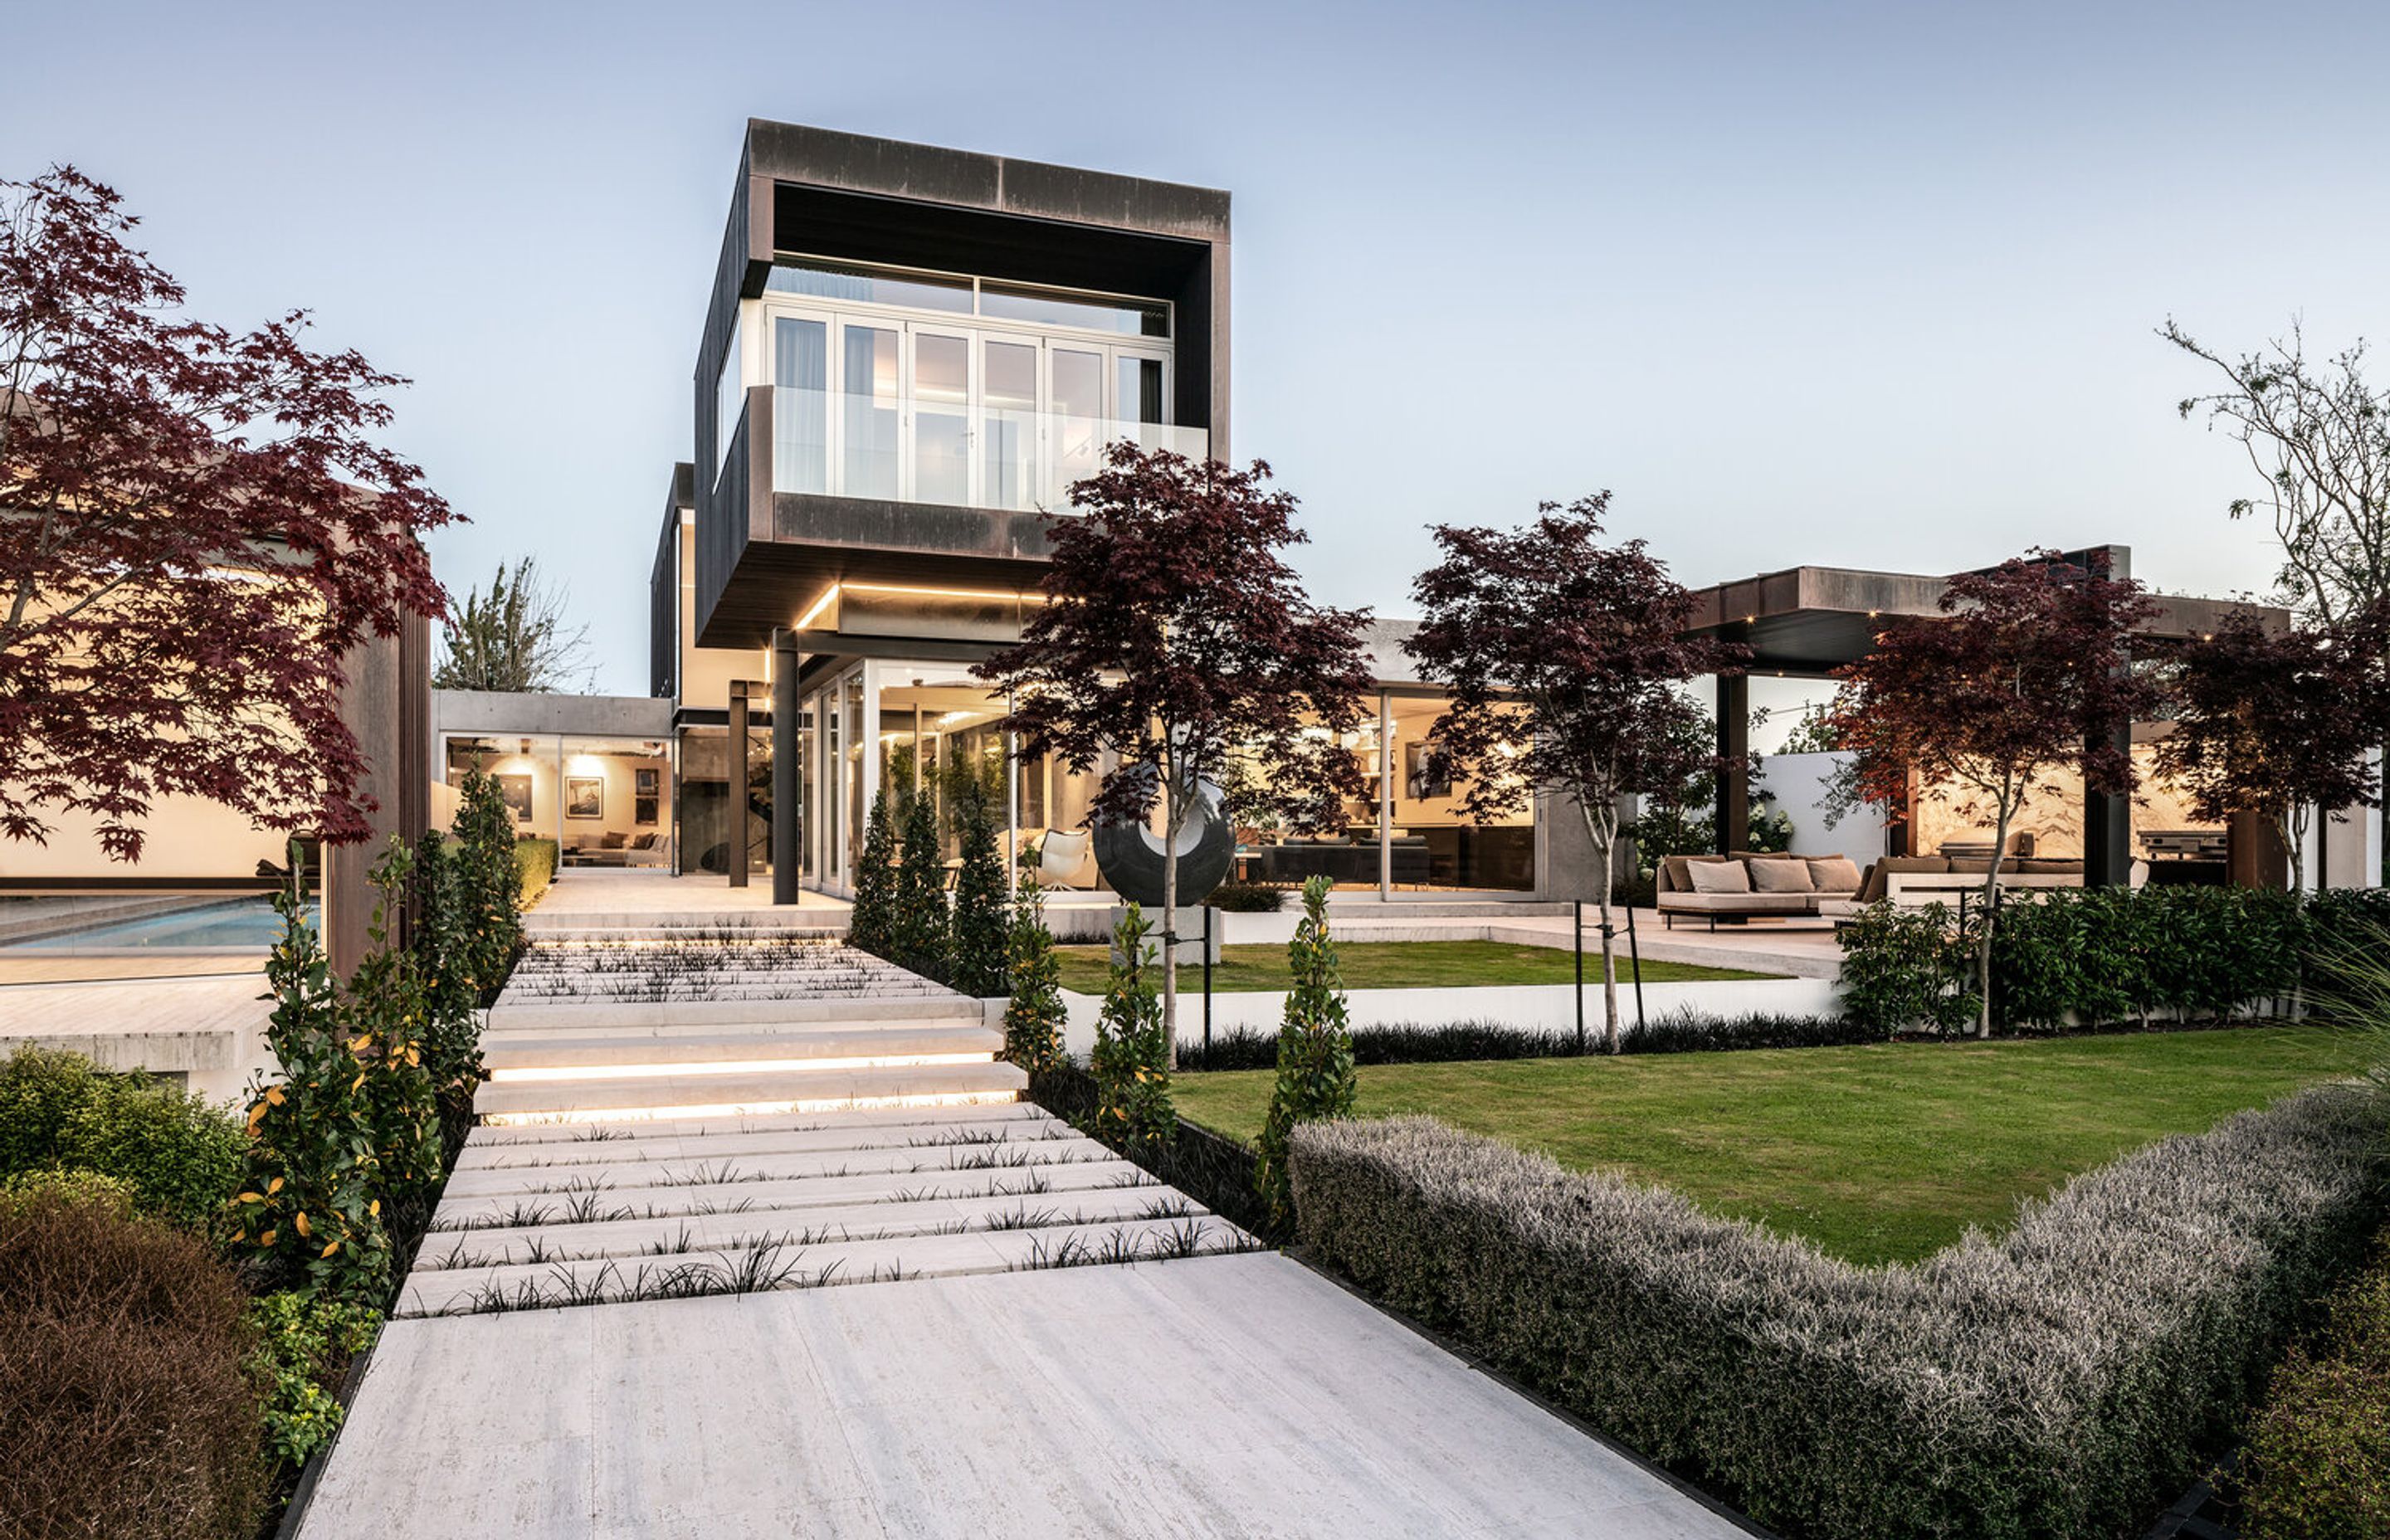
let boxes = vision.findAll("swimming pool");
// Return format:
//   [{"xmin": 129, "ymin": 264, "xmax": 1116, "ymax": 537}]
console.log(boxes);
[{"xmin": 4, "ymin": 899, "xmax": 316, "ymax": 954}]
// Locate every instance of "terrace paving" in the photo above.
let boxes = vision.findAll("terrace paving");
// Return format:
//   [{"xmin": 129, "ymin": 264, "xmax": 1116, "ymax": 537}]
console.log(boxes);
[{"xmin": 295, "ymin": 899, "xmax": 1749, "ymax": 1538}]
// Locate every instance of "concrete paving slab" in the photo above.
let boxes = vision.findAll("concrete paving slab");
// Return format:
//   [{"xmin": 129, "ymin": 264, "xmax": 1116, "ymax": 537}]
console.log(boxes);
[{"xmin": 302, "ymin": 1255, "xmax": 1745, "ymax": 1539}]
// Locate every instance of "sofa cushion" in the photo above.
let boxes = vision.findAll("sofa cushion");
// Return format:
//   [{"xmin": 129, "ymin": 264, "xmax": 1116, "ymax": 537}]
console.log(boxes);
[
  {"xmin": 1657, "ymin": 891, "xmax": 1810, "ymax": 914},
  {"xmin": 1748, "ymin": 859, "xmax": 1814, "ymax": 894},
  {"xmin": 1806, "ymin": 856, "xmax": 1862, "ymax": 893},
  {"xmin": 629, "ymin": 832, "xmax": 656, "ymax": 850},
  {"xmin": 2020, "ymin": 858, "xmax": 2080, "ymax": 875},
  {"xmin": 1660, "ymin": 854, "xmax": 1729, "ymax": 892},
  {"xmin": 1856, "ymin": 855, "xmax": 1952, "ymax": 904},
  {"xmin": 1687, "ymin": 860, "xmax": 1753, "ymax": 894}
]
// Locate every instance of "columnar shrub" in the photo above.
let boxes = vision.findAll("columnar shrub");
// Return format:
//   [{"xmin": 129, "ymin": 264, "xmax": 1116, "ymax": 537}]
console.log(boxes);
[
  {"xmin": 1002, "ymin": 878, "xmax": 1067, "ymax": 1075},
  {"xmin": 947, "ymin": 781, "xmax": 1007, "ymax": 997},
  {"xmin": 0, "ymin": 1045, "xmax": 242, "ymax": 1235},
  {"xmin": 451, "ymin": 762, "xmax": 525, "ymax": 1003},
  {"xmin": 409, "ymin": 831, "xmax": 487, "ymax": 1122},
  {"xmin": 846, "ymin": 788, "xmax": 898, "ymax": 959},
  {"xmin": 0, "ymin": 1184, "xmax": 268, "ymax": 1540},
  {"xmin": 1254, "ymin": 875, "xmax": 1356, "ymax": 1231},
  {"xmin": 1290, "ymin": 1087, "xmax": 2388, "ymax": 1540},
  {"xmin": 888, "ymin": 789, "xmax": 949, "ymax": 982},
  {"xmin": 232, "ymin": 858, "xmax": 392, "ymax": 1302},
  {"xmin": 347, "ymin": 840, "xmax": 445, "ymax": 1221},
  {"xmin": 1090, "ymin": 904, "xmax": 1173, "ymax": 1154}
]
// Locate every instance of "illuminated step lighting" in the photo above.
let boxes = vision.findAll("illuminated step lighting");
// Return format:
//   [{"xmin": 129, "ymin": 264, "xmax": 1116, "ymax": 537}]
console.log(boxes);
[
  {"xmin": 482, "ymin": 1089, "xmax": 1020, "ymax": 1127},
  {"xmin": 487, "ymin": 1052, "xmax": 996, "ymax": 1083}
]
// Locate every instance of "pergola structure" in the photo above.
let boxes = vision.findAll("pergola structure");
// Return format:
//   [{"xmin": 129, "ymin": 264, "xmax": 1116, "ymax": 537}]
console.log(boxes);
[{"xmin": 1679, "ymin": 545, "xmax": 2287, "ymax": 888}]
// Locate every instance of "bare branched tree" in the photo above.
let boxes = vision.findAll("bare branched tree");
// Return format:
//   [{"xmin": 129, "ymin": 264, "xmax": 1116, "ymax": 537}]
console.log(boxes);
[
  {"xmin": 2162, "ymin": 319, "xmax": 2390, "ymax": 631},
  {"xmin": 433, "ymin": 556, "xmax": 595, "ymax": 694}
]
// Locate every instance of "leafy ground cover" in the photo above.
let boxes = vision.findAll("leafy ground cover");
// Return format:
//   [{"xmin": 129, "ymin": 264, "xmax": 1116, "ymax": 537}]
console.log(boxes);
[
  {"xmin": 1175, "ymin": 1025, "xmax": 2370, "ymax": 1264},
  {"xmin": 1053, "ymin": 938, "xmax": 1773, "ymax": 995}
]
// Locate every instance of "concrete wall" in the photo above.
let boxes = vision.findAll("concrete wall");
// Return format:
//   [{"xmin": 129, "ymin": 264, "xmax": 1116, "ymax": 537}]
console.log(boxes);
[
  {"xmin": 1757, "ymin": 750, "xmax": 1888, "ymax": 863},
  {"xmin": 432, "ymin": 690, "xmax": 674, "ymax": 740}
]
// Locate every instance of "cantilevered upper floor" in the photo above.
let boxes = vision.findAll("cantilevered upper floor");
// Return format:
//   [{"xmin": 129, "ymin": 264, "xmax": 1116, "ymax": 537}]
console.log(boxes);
[{"xmin": 691, "ymin": 120, "xmax": 1231, "ymax": 651}]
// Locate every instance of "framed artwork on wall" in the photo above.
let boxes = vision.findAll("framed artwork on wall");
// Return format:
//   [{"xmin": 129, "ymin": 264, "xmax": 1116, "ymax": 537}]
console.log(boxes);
[
  {"xmin": 634, "ymin": 768, "xmax": 660, "ymax": 827},
  {"xmin": 565, "ymin": 777, "xmax": 604, "ymax": 820},
  {"xmin": 495, "ymin": 774, "xmax": 534, "ymax": 825},
  {"xmin": 1404, "ymin": 742, "xmax": 1451, "ymax": 802}
]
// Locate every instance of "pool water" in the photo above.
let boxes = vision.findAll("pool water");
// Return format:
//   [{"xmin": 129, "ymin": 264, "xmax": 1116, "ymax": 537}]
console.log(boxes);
[{"xmin": 7, "ymin": 899, "xmax": 317, "ymax": 953}]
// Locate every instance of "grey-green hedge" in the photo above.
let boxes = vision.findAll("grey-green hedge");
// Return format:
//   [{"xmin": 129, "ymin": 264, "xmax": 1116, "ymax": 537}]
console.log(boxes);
[{"xmin": 1290, "ymin": 1086, "xmax": 2388, "ymax": 1540}]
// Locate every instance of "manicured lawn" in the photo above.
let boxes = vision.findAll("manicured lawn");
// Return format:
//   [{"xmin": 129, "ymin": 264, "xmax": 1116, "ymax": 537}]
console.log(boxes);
[
  {"xmin": 1170, "ymin": 1026, "xmax": 2373, "ymax": 1266},
  {"xmin": 1053, "ymin": 939, "xmax": 1773, "ymax": 995}
]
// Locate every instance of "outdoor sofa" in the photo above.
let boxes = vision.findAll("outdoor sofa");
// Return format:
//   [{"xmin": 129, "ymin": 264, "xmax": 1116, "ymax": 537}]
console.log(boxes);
[{"xmin": 1655, "ymin": 851, "xmax": 2092, "ymax": 928}]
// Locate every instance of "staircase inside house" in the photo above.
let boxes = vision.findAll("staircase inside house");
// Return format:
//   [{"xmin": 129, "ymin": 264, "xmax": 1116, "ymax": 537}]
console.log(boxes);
[{"xmin": 399, "ymin": 918, "xmax": 1254, "ymax": 1319}]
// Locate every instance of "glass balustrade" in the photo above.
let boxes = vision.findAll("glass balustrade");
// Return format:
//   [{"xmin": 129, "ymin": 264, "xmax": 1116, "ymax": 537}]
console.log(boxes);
[{"xmin": 770, "ymin": 386, "xmax": 1206, "ymax": 510}]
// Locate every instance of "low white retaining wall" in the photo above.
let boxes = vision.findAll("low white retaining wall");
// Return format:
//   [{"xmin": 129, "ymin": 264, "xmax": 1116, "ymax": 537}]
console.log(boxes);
[{"xmin": 1056, "ymin": 975, "xmax": 1843, "ymax": 1058}]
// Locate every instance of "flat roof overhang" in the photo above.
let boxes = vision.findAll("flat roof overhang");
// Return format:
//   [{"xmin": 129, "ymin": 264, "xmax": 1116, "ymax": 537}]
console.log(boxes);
[{"xmin": 1684, "ymin": 562, "xmax": 2289, "ymax": 676}]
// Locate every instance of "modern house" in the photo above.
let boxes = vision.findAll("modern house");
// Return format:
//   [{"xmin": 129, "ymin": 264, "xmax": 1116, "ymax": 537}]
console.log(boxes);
[{"xmin": 647, "ymin": 121, "xmax": 1593, "ymax": 906}]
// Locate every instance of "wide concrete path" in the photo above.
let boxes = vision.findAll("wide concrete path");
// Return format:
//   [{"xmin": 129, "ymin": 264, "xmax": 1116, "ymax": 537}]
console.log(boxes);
[{"xmin": 300, "ymin": 1252, "xmax": 1739, "ymax": 1538}]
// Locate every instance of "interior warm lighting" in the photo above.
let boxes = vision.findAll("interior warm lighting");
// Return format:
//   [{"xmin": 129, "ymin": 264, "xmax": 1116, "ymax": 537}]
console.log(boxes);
[
  {"xmin": 482, "ymin": 1089, "xmax": 1020, "ymax": 1126},
  {"xmin": 841, "ymin": 581, "xmax": 1046, "ymax": 605},
  {"xmin": 488, "ymin": 1051, "xmax": 996, "ymax": 1083}
]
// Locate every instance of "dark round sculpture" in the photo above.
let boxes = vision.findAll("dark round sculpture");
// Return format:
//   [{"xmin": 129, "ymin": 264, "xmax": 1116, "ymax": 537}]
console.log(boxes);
[{"xmin": 1091, "ymin": 781, "xmax": 1235, "ymax": 908}]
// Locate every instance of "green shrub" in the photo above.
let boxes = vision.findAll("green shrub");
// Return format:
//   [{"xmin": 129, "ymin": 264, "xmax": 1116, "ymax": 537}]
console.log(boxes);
[
  {"xmin": 947, "ymin": 781, "xmax": 1008, "ymax": 997},
  {"xmin": 410, "ymin": 830, "xmax": 488, "ymax": 1118},
  {"xmin": 2241, "ymin": 1235, "xmax": 2390, "ymax": 1539},
  {"xmin": 1836, "ymin": 901, "xmax": 1978, "ymax": 1036},
  {"xmin": 244, "ymin": 1290, "xmax": 382, "ymax": 1469},
  {"xmin": 847, "ymin": 788, "xmax": 898, "ymax": 959},
  {"xmin": 1291, "ymin": 1085, "xmax": 2387, "ymax": 1540},
  {"xmin": 1255, "ymin": 876, "xmax": 1356, "ymax": 1232},
  {"xmin": 1090, "ymin": 904, "xmax": 1173, "ymax": 1155},
  {"xmin": 232, "ymin": 865, "xmax": 392, "ymax": 1304},
  {"xmin": 0, "ymin": 1045, "xmax": 243, "ymax": 1235},
  {"xmin": 347, "ymin": 840, "xmax": 446, "ymax": 1221},
  {"xmin": 1002, "ymin": 878, "xmax": 1067, "ymax": 1075},
  {"xmin": 512, "ymin": 835, "xmax": 558, "ymax": 909},
  {"xmin": 451, "ymin": 763, "xmax": 526, "ymax": 1001},
  {"xmin": 1207, "ymin": 880, "xmax": 1291, "ymax": 914},
  {"xmin": 1176, "ymin": 1011, "xmax": 1884, "ymax": 1072},
  {"xmin": 0, "ymin": 1184, "xmax": 268, "ymax": 1539},
  {"xmin": 888, "ymin": 790, "xmax": 949, "ymax": 982}
]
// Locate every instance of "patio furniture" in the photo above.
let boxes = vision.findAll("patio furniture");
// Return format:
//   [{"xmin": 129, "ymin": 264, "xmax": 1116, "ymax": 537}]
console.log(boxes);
[
  {"xmin": 1029, "ymin": 828, "xmax": 1099, "ymax": 890},
  {"xmin": 1656, "ymin": 854, "xmax": 1864, "ymax": 929}
]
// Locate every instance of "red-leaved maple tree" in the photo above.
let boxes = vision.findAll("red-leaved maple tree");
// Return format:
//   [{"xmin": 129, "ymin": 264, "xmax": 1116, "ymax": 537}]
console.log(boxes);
[
  {"xmin": 973, "ymin": 444, "xmax": 1375, "ymax": 1065},
  {"xmin": 1825, "ymin": 550, "xmax": 2158, "ymax": 1036},
  {"xmin": 0, "ymin": 167, "xmax": 451, "ymax": 862},
  {"xmin": 2155, "ymin": 602, "xmax": 2390, "ymax": 893},
  {"xmin": 1405, "ymin": 495, "xmax": 1745, "ymax": 1051}
]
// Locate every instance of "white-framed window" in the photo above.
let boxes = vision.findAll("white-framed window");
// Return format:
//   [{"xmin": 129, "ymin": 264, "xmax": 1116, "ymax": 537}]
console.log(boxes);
[{"xmin": 757, "ymin": 256, "xmax": 1196, "ymax": 509}]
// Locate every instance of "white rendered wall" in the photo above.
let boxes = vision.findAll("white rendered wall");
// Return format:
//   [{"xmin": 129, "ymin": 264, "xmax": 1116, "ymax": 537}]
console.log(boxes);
[{"xmin": 1755, "ymin": 751, "xmax": 1886, "ymax": 863}]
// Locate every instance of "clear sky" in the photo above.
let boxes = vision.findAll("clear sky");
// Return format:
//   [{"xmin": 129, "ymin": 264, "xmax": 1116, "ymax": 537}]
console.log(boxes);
[{"xmin": 12, "ymin": 0, "xmax": 2390, "ymax": 729}]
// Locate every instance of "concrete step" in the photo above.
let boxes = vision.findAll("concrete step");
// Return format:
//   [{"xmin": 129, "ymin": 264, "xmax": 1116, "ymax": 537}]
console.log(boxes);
[
  {"xmin": 426, "ymin": 1155, "xmax": 1158, "ymax": 1232},
  {"xmin": 464, "ymin": 1099, "xmax": 1046, "ymax": 1149},
  {"xmin": 471, "ymin": 1059, "xmax": 1027, "ymax": 1123},
  {"xmin": 452, "ymin": 1110, "xmax": 1072, "ymax": 1172},
  {"xmin": 412, "ymin": 1185, "xmax": 1201, "ymax": 1272},
  {"xmin": 485, "ymin": 995, "xmax": 985, "ymax": 1033},
  {"xmin": 481, "ymin": 1024, "xmax": 1002, "ymax": 1075},
  {"xmin": 438, "ymin": 1128, "xmax": 1113, "ymax": 1201},
  {"xmin": 395, "ymin": 1214, "xmax": 1257, "ymax": 1318}
]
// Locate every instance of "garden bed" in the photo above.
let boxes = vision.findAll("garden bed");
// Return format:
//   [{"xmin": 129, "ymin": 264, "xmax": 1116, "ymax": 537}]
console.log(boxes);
[{"xmin": 1177, "ymin": 1025, "xmax": 2371, "ymax": 1264}]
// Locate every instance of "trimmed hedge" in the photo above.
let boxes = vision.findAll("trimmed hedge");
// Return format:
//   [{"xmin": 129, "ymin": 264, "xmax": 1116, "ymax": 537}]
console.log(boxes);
[
  {"xmin": 0, "ymin": 1045, "xmax": 244, "ymax": 1235},
  {"xmin": 514, "ymin": 835, "xmax": 558, "ymax": 909},
  {"xmin": 2241, "ymin": 1235, "xmax": 2390, "ymax": 1538},
  {"xmin": 1840, "ymin": 885, "xmax": 2390, "ymax": 1036},
  {"xmin": 1290, "ymin": 1085, "xmax": 2388, "ymax": 1540},
  {"xmin": 0, "ymin": 1184, "xmax": 268, "ymax": 1540},
  {"xmin": 1176, "ymin": 1011, "xmax": 1879, "ymax": 1072}
]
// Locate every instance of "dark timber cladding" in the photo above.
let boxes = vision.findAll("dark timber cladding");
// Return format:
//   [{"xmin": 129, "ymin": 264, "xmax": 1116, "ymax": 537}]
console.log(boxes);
[
  {"xmin": 1683, "ymin": 548, "xmax": 2290, "ymax": 887},
  {"xmin": 649, "ymin": 463, "xmax": 693, "ymax": 700},
  {"xmin": 691, "ymin": 120, "xmax": 1231, "ymax": 651}
]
